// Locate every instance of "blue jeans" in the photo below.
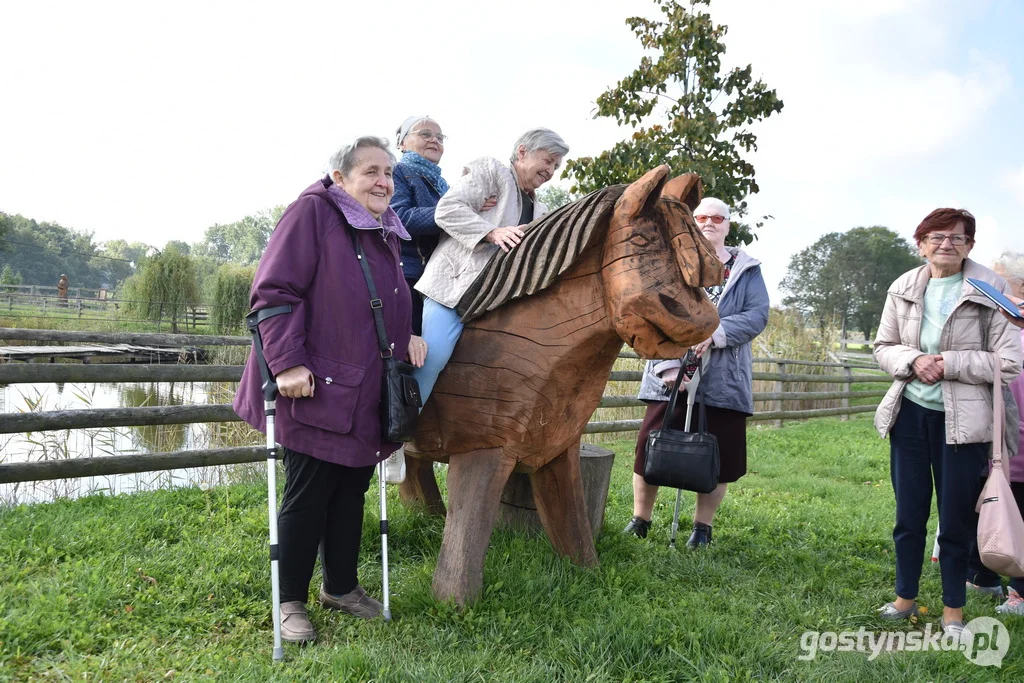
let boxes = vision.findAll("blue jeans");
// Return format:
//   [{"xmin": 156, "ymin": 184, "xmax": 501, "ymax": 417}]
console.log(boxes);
[
  {"xmin": 413, "ymin": 297, "xmax": 464, "ymax": 406},
  {"xmin": 889, "ymin": 398, "xmax": 989, "ymax": 608}
]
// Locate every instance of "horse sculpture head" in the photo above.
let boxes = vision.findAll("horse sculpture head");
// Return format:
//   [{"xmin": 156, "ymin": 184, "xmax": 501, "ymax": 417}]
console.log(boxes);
[{"xmin": 602, "ymin": 165, "xmax": 723, "ymax": 359}]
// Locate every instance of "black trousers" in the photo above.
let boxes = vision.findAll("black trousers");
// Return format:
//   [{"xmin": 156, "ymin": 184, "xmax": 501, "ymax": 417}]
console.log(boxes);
[
  {"xmin": 889, "ymin": 399, "xmax": 989, "ymax": 608},
  {"xmin": 278, "ymin": 448, "xmax": 375, "ymax": 603}
]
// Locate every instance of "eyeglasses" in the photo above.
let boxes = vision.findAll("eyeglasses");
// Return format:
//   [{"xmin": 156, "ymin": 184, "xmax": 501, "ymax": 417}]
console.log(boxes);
[
  {"xmin": 413, "ymin": 130, "xmax": 446, "ymax": 144},
  {"xmin": 924, "ymin": 233, "xmax": 970, "ymax": 246},
  {"xmin": 694, "ymin": 214, "xmax": 727, "ymax": 225}
]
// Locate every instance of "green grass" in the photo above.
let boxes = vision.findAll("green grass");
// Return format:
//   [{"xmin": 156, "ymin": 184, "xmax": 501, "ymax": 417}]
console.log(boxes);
[{"xmin": 2, "ymin": 417, "xmax": 1021, "ymax": 681}]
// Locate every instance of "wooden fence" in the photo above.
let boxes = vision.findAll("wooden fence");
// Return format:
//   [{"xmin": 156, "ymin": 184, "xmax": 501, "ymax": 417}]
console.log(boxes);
[
  {"xmin": 0, "ymin": 328, "xmax": 887, "ymax": 485},
  {"xmin": 1, "ymin": 291, "xmax": 215, "ymax": 332}
]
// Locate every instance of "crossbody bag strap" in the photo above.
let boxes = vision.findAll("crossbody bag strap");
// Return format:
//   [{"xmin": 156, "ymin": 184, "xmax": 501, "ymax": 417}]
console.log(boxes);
[
  {"xmin": 348, "ymin": 227, "xmax": 394, "ymax": 360},
  {"xmin": 993, "ymin": 353, "xmax": 1008, "ymax": 479}
]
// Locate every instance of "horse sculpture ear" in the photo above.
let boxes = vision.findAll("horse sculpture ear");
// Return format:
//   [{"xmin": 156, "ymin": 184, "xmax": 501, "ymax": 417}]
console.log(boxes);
[
  {"xmin": 661, "ymin": 173, "xmax": 703, "ymax": 211},
  {"xmin": 612, "ymin": 165, "xmax": 670, "ymax": 223}
]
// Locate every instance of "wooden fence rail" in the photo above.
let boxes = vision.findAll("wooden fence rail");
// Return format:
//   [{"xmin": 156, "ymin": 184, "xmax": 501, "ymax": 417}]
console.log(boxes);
[{"xmin": 1, "ymin": 329, "xmax": 887, "ymax": 486}]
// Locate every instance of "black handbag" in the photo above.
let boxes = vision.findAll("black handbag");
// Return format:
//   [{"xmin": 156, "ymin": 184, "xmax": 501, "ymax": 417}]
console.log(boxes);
[
  {"xmin": 349, "ymin": 228, "xmax": 422, "ymax": 442},
  {"xmin": 643, "ymin": 369, "xmax": 720, "ymax": 493}
]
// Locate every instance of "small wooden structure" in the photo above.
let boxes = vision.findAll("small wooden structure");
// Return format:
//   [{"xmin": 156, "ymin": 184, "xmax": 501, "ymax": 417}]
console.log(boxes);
[{"xmin": 402, "ymin": 167, "xmax": 724, "ymax": 605}]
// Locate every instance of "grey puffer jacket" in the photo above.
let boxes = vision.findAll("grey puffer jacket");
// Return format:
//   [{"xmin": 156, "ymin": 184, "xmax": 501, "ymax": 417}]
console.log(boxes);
[
  {"xmin": 873, "ymin": 258, "xmax": 1022, "ymax": 455},
  {"xmin": 638, "ymin": 248, "xmax": 770, "ymax": 415}
]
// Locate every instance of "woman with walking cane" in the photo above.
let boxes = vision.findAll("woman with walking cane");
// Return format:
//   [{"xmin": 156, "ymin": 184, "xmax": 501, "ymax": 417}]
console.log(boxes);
[
  {"xmin": 624, "ymin": 197, "xmax": 769, "ymax": 547},
  {"xmin": 234, "ymin": 136, "xmax": 427, "ymax": 645}
]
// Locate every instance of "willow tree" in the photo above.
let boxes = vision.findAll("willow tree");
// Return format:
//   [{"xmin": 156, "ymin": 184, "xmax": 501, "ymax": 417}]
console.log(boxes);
[
  {"xmin": 565, "ymin": 0, "xmax": 783, "ymax": 244},
  {"xmin": 122, "ymin": 246, "xmax": 200, "ymax": 333}
]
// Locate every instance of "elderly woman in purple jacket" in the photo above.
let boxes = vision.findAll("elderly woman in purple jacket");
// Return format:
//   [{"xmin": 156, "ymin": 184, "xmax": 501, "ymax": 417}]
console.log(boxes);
[{"xmin": 234, "ymin": 136, "xmax": 427, "ymax": 644}]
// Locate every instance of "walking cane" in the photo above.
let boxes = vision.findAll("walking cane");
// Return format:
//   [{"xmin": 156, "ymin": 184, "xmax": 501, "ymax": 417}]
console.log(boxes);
[
  {"xmin": 669, "ymin": 366, "xmax": 702, "ymax": 550},
  {"xmin": 378, "ymin": 460, "xmax": 393, "ymax": 622},
  {"xmin": 245, "ymin": 304, "xmax": 292, "ymax": 662}
]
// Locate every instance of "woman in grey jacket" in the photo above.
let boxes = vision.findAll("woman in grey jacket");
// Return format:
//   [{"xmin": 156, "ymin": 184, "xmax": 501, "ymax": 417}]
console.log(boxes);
[
  {"xmin": 625, "ymin": 197, "xmax": 770, "ymax": 547},
  {"xmin": 412, "ymin": 128, "xmax": 569, "ymax": 404}
]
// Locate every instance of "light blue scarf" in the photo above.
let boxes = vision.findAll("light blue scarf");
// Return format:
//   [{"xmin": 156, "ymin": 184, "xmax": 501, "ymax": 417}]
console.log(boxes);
[{"xmin": 400, "ymin": 151, "xmax": 449, "ymax": 197}]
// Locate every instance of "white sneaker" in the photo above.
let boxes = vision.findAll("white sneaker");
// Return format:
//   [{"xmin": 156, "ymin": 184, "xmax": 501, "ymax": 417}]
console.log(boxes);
[{"xmin": 384, "ymin": 446, "xmax": 406, "ymax": 484}]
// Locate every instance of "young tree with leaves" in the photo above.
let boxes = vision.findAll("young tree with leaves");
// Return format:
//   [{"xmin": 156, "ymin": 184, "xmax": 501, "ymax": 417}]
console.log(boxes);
[{"xmin": 565, "ymin": 0, "xmax": 783, "ymax": 245}]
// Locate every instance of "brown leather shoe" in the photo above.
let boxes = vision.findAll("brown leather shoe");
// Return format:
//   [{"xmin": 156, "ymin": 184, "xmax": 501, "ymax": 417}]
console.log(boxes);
[
  {"xmin": 280, "ymin": 601, "xmax": 317, "ymax": 643},
  {"xmin": 318, "ymin": 584, "xmax": 383, "ymax": 619}
]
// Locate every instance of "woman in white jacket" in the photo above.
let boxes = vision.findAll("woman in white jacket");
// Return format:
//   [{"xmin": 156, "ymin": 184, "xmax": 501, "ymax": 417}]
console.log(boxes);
[
  {"xmin": 873, "ymin": 207, "xmax": 1021, "ymax": 638},
  {"xmin": 411, "ymin": 128, "xmax": 569, "ymax": 404}
]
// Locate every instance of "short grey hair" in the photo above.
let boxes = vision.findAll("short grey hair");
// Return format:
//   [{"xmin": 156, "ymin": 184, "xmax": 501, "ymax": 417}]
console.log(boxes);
[
  {"xmin": 693, "ymin": 197, "xmax": 731, "ymax": 219},
  {"xmin": 327, "ymin": 136, "xmax": 396, "ymax": 178},
  {"xmin": 509, "ymin": 128, "xmax": 569, "ymax": 164}
]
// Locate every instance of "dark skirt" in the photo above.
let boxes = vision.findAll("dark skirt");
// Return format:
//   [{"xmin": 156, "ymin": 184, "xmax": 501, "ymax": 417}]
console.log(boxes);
[{"xmin": 633, "ymin": 396, "xmax": 749, "ymax": 484}]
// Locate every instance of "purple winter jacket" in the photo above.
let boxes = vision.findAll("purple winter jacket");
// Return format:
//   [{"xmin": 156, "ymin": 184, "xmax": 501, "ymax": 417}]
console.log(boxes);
[{"xmin": 233, "ymin": 177, "xmax": 412, "ymax": 467}]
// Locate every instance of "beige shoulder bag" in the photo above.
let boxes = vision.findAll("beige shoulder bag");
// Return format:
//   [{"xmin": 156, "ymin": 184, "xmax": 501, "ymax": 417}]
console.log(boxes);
[{"xmin": 976, "ymin": 354, "xmax": 1024, "ymax": 577}]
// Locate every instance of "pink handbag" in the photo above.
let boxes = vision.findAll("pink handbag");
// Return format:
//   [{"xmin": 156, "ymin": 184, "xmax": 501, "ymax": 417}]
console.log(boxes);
[{"xmin": 976, "ymin": 354, "xmax": 1024, "ymax": 577}]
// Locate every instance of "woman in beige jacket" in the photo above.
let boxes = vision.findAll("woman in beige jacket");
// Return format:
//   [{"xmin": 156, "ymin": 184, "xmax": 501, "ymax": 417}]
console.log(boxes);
[{"xmin": 873, "ymin": 208, "xmax": 1022, "ymax": 637}]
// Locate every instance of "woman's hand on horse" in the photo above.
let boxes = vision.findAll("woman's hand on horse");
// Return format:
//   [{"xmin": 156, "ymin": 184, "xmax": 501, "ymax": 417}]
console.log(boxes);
[
  {"xmin": 407, "ymin": 335, "xmax": 428, "ymax": 368},
  {"xmin": 277, "ymin": 365, "xmax": 315, "ymax": 398},
  {"xmin": 486, "ymin": 226, "xmax": 525, "ymax": 253}
]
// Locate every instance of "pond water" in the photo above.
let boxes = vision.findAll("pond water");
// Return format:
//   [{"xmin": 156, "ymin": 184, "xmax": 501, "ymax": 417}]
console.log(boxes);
[{"xmin": 0, "ymin": 380, "xmax": 258, "ymax": 506}]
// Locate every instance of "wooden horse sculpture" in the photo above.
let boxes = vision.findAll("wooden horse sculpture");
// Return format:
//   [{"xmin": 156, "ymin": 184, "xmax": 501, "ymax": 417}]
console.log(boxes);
[{"xmin": 403, "ymin": 166, "xmax": 724, "ymax": 605}]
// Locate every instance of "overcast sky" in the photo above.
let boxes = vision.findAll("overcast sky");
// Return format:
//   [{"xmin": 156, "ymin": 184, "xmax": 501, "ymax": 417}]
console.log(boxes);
[{"xmin": 1, "ymin": 0, "xmax": 1021, "ymax": 301}]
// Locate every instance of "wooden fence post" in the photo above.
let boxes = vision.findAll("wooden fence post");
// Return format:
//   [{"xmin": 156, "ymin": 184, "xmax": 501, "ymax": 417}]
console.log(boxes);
[
  {"xmin": 774, "ymin": 361, "xmax": 786, "ymax": 428},
  {"xmin": 76, "ymin": 299, "xmax": 83, "ymax": 318},
  {"xmin": 841, "ymin": 365, "xmax": 852, "ymax": 421},
  {"xmin": 42, "ymin": 298, "xmax": 47, "ymax": 315}
]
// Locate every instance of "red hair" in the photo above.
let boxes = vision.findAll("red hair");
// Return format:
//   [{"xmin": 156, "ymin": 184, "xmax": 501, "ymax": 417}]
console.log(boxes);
[{"xmin": 913, "ymin": 208, "xmax": 976, "ymax": 243}]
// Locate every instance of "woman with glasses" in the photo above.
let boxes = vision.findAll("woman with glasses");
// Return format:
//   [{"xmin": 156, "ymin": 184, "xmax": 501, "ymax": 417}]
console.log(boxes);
[
  {"xmin": 625, "ymin": 197, "xmax": 769, "ymax": 548},
  {"xmin": 385, "ymin": 116, "xmax": 497, "ymax": 483},
  {"xmin": 392, "ymin": 116, "xmax": 451, "ymax": 337},
  {"xmin": 873, "ymin": 208, "xmax": 1022, "ymax": 637}
]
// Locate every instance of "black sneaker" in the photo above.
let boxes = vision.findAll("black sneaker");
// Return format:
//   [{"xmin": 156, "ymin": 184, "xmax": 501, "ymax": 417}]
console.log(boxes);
[
  {"xmin": 623, "ymin": 515, "xmax": 652, "ymax": 538},
  {"xmin": 686, "ymin": 522, "xmax": 712, "ymax": 549}
]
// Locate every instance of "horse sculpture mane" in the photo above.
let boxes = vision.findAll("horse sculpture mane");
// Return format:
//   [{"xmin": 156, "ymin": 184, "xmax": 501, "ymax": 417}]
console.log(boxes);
[{"xmin": 457, "ymin": 186, "xmax": 625, "ymax": 322}]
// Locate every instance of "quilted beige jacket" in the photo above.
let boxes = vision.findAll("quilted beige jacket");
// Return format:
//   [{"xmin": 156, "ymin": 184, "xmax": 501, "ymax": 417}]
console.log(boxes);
[
  {"xmin": 415, "ymin": 157, "xmax": 548, "ymax": 308},
  {"xmin": 873, "ymin": 259, "xmax": 1022, "ymax": 454}
]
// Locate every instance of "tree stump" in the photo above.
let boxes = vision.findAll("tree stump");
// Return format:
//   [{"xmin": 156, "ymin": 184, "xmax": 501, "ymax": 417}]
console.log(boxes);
[{"xmin": 499, "ymin": 443, "xmax": 615, "ymax": 539}]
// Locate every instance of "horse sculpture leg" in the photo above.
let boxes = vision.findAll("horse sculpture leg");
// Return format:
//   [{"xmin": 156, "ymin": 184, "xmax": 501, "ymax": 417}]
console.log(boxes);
[
  {"xmin": 529, "ymin": 444, "xmax": 599, "ymax": 566},
  {"xmin": 432, "ymin": 447, "xmax": 516, "ymax": 606},
  {"xmin": 398, "ymin": 456, "xmax": 446, "ymax": 516}
]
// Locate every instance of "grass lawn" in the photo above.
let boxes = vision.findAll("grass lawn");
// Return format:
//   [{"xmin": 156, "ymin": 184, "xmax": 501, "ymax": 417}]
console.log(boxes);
[{"xmin": 1, "ymin": 416, "xmax": 1020, "ymax": 681}]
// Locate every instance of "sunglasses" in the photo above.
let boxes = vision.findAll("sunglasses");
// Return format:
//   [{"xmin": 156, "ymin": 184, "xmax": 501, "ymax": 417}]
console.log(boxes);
[{"xmin": 694, "ymin": 214, "xmax": 727, "ymax": 225}]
